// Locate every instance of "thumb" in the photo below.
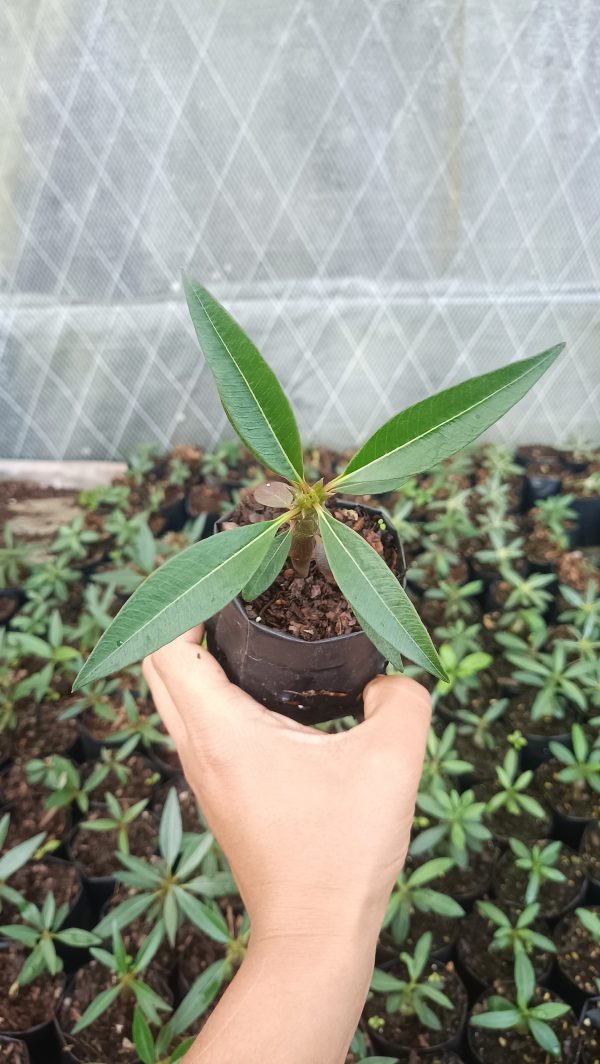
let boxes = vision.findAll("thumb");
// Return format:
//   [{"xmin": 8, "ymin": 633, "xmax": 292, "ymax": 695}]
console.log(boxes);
[
  {"xmin": 362, "ymin": 673, "xmax": 431, "ymax": 759},
  {"xmin": 149, "ymin": 625, "xmax": 233, "ymax": 720}
]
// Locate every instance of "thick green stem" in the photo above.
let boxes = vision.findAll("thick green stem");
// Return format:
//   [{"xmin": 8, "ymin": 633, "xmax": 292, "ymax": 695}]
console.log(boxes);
[{"xmin": 290, "ymin": 510, "xmax": 319, "ymax": 578}]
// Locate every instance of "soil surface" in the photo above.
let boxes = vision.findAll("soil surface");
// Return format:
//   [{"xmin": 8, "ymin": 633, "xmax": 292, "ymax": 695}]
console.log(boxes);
[
  {"xmin": 1, "ymin": 760, "xmax": 68, "ymax": 848},
  {"xmin": 581, "ymin": 822, "xmax": 600, "ymax": 883},
  {"xmin": 0, "ymin": 1041, "xmax": 29, "ymax": 1063},
  {"xmin": 229, "ymin": 492, "xmax": 403, "ymax": 640},
  {"xmin": 536, "ymin": 759, "xmax": 600, "ymax": 821},
  {"xmin": 6, "ymin": 860, "xmax": 80, "ymax": 917},
  {"xmin": 457, "ymin": 908, "xmax": 553, "ymax": 987},
  {"xmin": 556, "ymin": 550, "xmax": 600, "ymax": 591},
  {"xmin": 12, "ymin": 703, "xmax": 77, "ymax": 760},
  {"xmin": 0, "ymin": 946, "xmax": 62, "ymax": 1033},
  {"xmin": 70, "ymin": 809, "xmax": 157, "ymax": 879},
  {"xmin": 506, "ymin": 692, "xmax": 577, "ymax": 739},
  {"xmin": 579, "ymin": 1002, "xmax": 600, "ymax": 1064},
  {"xmin": 363, "ymin": 960, "xmax": 466, "ymax": 1054},
  {"xmin": 59, "ymin": 959, "xmax": 172, "ymax": 1063},
  {"xmin": 494, "ymin": 845, "xmax": 587, "ymax": 919},
  {"xmin": 377, "ymin": 908, "xmax": 460, "ymax": 962},
  {"xmin": 469, "ymin": 985, "xmax": 575, "ymax": 1063},
  {"xmin": 555, "ymin": 907, "xmax": 600, "ymax": 995}
]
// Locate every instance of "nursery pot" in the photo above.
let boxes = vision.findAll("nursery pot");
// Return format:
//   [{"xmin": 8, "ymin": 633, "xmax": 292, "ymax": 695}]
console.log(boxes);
[
  {"xmin": 578, "ymin": 995, "xmax": 600, "ymax": 1064},
  {"xmin": 206, "ymin": 502, "xmax": 406, "ymax": 725},
  {"xmin": 571, "ymin": 496, "xmax": 600, "ymax": 548}
]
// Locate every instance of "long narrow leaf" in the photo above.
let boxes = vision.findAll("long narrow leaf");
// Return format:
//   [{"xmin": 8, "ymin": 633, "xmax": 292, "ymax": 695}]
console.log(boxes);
[
  {"xmin": 74, "ymin": 519, "xmax": 283, "ymax": 687},
  {"xmin": 318, "ymin": 509, "xmax": 447, "ymax": 680},
  {"xmin": 184, "ymin": 280, "xmax": 303, "ymax": 481},
  {"xmin": 336, "ymin": 345, "xmax": 564, "ymax": 493},
  {"xmin": 241, "ymin": 528, "xmax": 292, "ymax": 601}
]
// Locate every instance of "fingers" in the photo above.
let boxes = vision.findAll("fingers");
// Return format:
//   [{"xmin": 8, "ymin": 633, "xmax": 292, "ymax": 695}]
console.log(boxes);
[
  {"xmin": 142, "ymin": 654, "xmax": 189, "ymax": 750},
  {"xmin": 362, "ymin": 673, "xmax": 431, "ymax": 759}
]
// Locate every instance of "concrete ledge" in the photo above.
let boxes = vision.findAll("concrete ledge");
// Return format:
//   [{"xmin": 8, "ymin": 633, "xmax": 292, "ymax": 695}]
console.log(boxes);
[{"xmin": 0, "ymin": 460, "xmax": 127, "ymax": 490}]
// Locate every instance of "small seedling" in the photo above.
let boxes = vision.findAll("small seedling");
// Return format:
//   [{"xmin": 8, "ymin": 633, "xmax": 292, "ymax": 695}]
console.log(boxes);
[
  {"xmin": 0, "ymin": 892, "xmax": 99, "ymax": 989},
  {"xmin": 456, "ymin": 698, "xmax": 508, "ymax": 752},
  {"xmin": 369, "ymin": 932, "xmax": 453, "ymax": 1031},
  {"xmin": 383, "ymin": 858, "xmax": 463, "ymax": 944},
  {"xmin": 0, "ymin": 813, "xmax": 46, "ymax": 913},
  {"xmin": 80, "ymin": 793, "xmax": 150, "ymax": 855},
  {"xmin": 411, "ymin": 788, "xmax": 491, "ymax": 869},
  {"xmin": 549, "ymin": 724, "xmax": 600, "ymax": 793},
  {"xmin": 507, "ymin": 838, "xmax": 566, "ymax": 905},
  {"xmin": 419, "ymin": 725, "xmax": 474, "ymax": 793},
  {"xmin": 72, "ymin": 284, "xmax": 562, "ymax": 689},
  {"xmin": 485, "ymin": 748, "xmax": 546, "ymax": 819},
  {"xmin": 476, "ymin": 901, "xmax": 555, "ymax": 962}
]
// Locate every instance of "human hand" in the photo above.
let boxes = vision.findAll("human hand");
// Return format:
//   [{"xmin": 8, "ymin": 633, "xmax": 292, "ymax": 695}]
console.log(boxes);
[
  {"xmin": 143, "ymin": 626, "xmax": 430, "ymax": 1063},
  {"xmin": 143, "ymin": 626, "xmax": 431, "ymax": 940}
]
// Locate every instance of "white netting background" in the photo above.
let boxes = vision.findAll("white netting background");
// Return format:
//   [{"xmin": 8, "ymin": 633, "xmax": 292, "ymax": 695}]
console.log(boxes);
[{"xmin": 1, "ymin": 0, "xmax": 599, "ymax": 459}]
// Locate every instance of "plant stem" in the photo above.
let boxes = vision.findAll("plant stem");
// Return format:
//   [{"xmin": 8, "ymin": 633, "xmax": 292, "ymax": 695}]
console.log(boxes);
[{"xmin": 290, "ymin": 510, "xmax": 318, "ymax": 578}]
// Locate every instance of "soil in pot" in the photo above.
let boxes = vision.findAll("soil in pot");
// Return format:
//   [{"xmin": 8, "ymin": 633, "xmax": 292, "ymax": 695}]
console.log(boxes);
[
  {"xmin": 456, "ymin": 907, "xmax": 553, "ymax": 991},
  {"xmin": 0, "ymin": 1040, "xmax": 29, "ymax": 1063},
  {"xmin": 494, "ymin": 843, "xmax": 587, "ymax": 920},
  {"xmin": 420, "ymin": 842, "xmax": 499, "ymax": 908},
  {"xmin": 556, "ymin": 550, "xmax": 600, "ymax": 593},
  {"xmin": 1, "ymin": 760, "xmax": 68, "ymax": 849},
  {"xmin": 5, "ymin": 859, "xmax": 81, "ymax": 919},
  {"xmin": 377, "ymin": 908, "xmax": 461, "ymax": 965},
  {"xmin": 554, "ymin": 907, "xmax": 600, "ymax": 999},
  {"xmin": 505, "ymin": 693, "xmax": 577, "ymax": 767},
  {"xmin": 12, "ymin": 703, "xmax": 78, "ymax": 761},
  {"xmin": 579, "ymin": 997, "xmax": 600, "ymax": 1064},
  {"xmin": 207, "ymin": 494, "xmax": 405, "ymax": 723},
  {"xmin": 468, "ymin": 984, "xmax": 576, "ymax": 1063},
  {"xmin": 82, "ymin": 754, "xmax": 159, "ymax": 807},
  {"xmin": 176, "ymin": 924, "xmax": 229, "ymax": 993},
  {"xmin": 58, "ymin": 958, "xmax": 172, "ymax": 1064},
  {"xmin": 0, "ymin": 946, "xmax": 62, "ymax": 1036},
  {"xmin": 581, "ymin": 822, "xmax": 600, "ymax": 891},
  {"xmin": 69, "ymin": 808, "xmax": 157, "ymax": 880},
  {"xmin": 536, "ymin": 759, "xmax": 600, "ymax": 823},
  {"xmin": 452, "ymin": 730, "xmax": 505, "ymax": 783},
  {"xmin": 363, "ymin": 959, "xmax": 466, "ymax": 1056},
  {"xmin": 473, "ymin": 781, "xmax": 551, "ymax": 844}
]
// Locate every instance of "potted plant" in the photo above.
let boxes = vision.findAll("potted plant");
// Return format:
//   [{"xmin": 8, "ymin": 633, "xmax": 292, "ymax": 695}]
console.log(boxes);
[
  {"xmin": 72, "ymin": 283, "xmax": 563, "ymax": 722},
  {"xmin": 475, "ymin": 747, "xmax": 551, "ymax": 844},
  {"xmin": 494, "ymin": 838, "xmax": 587, "ymax": 920},
  {"xmin": 456, "ymin": 900, "xmax": 555, "ymax": 996},
  {"xmin": 535, "ymin": 725, "xmax": 600, "ymax": 846},
  {"xmin": 553, "ymin": 906, "xmax": 600, "ymax": 1011},
  {"xmin": 378, "ymin": 857, "xmax": 464, "ymax": 963},
  {"xmin": 410, "ymin": 786, "xmax": 496, "ymax": 904}
]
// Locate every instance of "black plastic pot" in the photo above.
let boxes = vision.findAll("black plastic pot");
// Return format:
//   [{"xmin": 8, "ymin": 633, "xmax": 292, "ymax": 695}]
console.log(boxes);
[
  {"xmin": 578, "ymin": 995, "xmax": 600, "ymax": 1064},
  {"xmin": 0, "ymin": 589, "xmax": 26, "ymax": 627},
  {"xmin": 580, "ymin": 823, "xmax": 600, "ymax": 905},
  {"xmin": 571, "ymin": 496, "xmax": 600, "ymax": 548},
  {"xmin": 525, "ymin": 472, "xmax": 563, "ymax": 506},
  {"xmin": 551, "ymin": 806, "xmax": 595, "ymax": 850},
  {"xmin": 468, "ymin": 986, "xmax": 575, "ymax": 1064},
  {"xmin": 520, "ymin": 726, "xmax": 572, "ymax": 772},
  {"xmin": 368, "ymin": 967, "xmax": 467, "ymax": 1059},
  {"xmin": 206, "ymin": 502, "xmax": 405, "ymax": 724},
  {"xmin": 552, "ymin": 909, "xmax": 600, "ymax": 1014}
]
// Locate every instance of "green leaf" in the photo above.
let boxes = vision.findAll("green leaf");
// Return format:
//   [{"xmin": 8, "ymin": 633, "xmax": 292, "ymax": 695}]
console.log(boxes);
[
  {"xmin": 55, "ymin": 928, "xmax": 100, "ymax": 947},
  {"xmin": 184, "ymin": 280, "xmax": 303, "ymax": 481},
  {"xmin": 166, "ymin": 959, "xmax": 229, "ymax": 1038},
  {"xmin": 0, "ymin": 832, "xmax": 46, "ymax": 881},
  {"xmin": 74, "ymin": 519, "xmax": 283, "ymax": 687},
  {"xmin": 408, "ymin": 857, "xmax": 454, "ymax": 887},
  {"xmin": 73, "ymin": 983, "xmax": 121, "ymax": 1031},
  {"xmin": 318, "ymin": 509, "xmax": 447, "ymax": 680},
  {"xmin": 0, "ymin": 924, "xmax": 39, "ymax": 947},
  {"xmin": 470, "ymin": 1008, "xmax": 522, "ymax": 1029},
  {"xmin": 159, "ymin": 789, "xmax": 182, "ymax": 868},
  {"xmin": 336, "ymin": 345, "xmax": 564, "ymax": 494},
  {"xmin": 94, "ymin": 893, "xmax": 152, "ymax": 938},
  {"xmin": 163, "ymin": 889, "xmax": 179, "ymax": 947},
  {"xmin": 241, "ymin": 529, "xmax": 292, "ymax": 601},
  {"xmin": 132, "ymin": 1006, "xmax": 156, "ymax": 1064},
  {"xmin": 528, "ymin": 1018, "xmax": 562, "ymax": 1056},
  {"xmin": 530, "ymin": 1002, "xmax": 571, "ymax": 1021},
  {"xmin": 174, "ymin": 889, "xmax": 230, "ymax": 944},
  {"xmin": 370, "ymin": 969, "xmax": 404, "ymax": 992},
  {"xmin": 515, "ymin": 950, "xmax": 535, "ymax": 1009}
]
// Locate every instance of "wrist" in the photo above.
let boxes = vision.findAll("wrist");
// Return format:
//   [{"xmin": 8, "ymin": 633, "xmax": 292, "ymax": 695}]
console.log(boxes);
[{"xmin": 249, "ymin": 882, "xmax": 387, "ymax": 951}]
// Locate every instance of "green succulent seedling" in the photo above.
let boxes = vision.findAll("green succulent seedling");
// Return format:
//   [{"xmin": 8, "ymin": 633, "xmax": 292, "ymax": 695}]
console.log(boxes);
[
  {"xmin": 424, "ymin": 578, "xmax": 483, "ymax": 621},
  {"xmin": 507, "ymin": 642, "xmax": 589, "ymax": 721},
  {"xmin": 411, "ymin": 788, "xmax": 491, "ymax": 869},
  {"xmin": 0, "ymin": 813, "xmax": 46, "ymax": 913},
  {"xmin": 559, "ymin": 581, "xmax": 600, "ymax": 636},
  {"xmin": 73, "ymin": 923, "xmax": 171, "ymax": 1031},
  {"xmin": 128, "ymin": 443, "xmax": 160, "ymax": 487},
  {"xmin": 168, "ymin": 458, "xmax": 193, "ymax": 488},
  {"xmin": 456, "ymin": 698, "xmax": 509, "ymax": 752},
  {"xmin": 476, "ymin": 901, "xmax": 555, "ymax": 963},
  {"xmin": 575, "ymin": 906, "xmax": 600, "ymax": 943},
  {"xmin": 497, "ymin": 567, "xmax": 556, "ymax": 614},
  {"xmin": 51, "ymin": 513, "xmax": 101, "ymax": 563},
  {"xmin": 485, "ymin": 748, "xmax": 546, "ymax": 819},
  {"xmin": 26, "ymin": 754, "xmax": 108, "ymax": 815},
  {"xmin": 66, "ymin": 584, "xmax": 116, "ymax": 654},
  {"xmin": 80, "ymin": 793, "xmax": 150, "ymax": 855},
  {"xmin": 549, "ymin": 724, "xmax": 600, "ymax": 793},
  {"xmin": 382, "ymin": 858, "xmax": 464, "ymax": 944},
  {"xmin": 94, "ymin": 789, "xmax": 236, "ymax": 947},
  {"xmin": 532, "ymin": 494, "xmax": 578, "ymax": 550},
  {"xmin": 507, "ymin": 838, "xmax": 566, "ymax": 905},
  {"xmin": 469, "ymin": 952, "xmax": 570, "ymax": 1058},
  {"xmin": 473, "ymin": 530, "xmax": 525, "ymax": 572},
  {"xmin": 423, "ymin": 490, "xmax": 478, "ymax": 550},
  {"xmin": 24, "ymin": 556, "xmax": 79, "ymax": 604},
  {"xmin": 432, "ymin": 619, "xmax": 481, "ymax": 659},
  {"xmin": 8, "ymin": 609, "xmax": 81, "ymax": 703},
  {"xmin": 431, "ymin": 645, "xmax": 493, "ymax": 708},
  {"xmin": 419, "ymin": 725, "xmax": 474, "ymax": 793},
  {"xmin": 369, "ymin": 932, "xmax": 453, "ymax": 1031},
  {"xmin": 0, "ymin": 891, "xmax": 99, "ymax": 989},
  {"xmin": 72, "ymin": 283, "xmax": 563, "ymax": 689},
  {"xmin": 389, "ymin": 499, "xmax": 421, "ymax": 546},
  {"xmin": 0, "ymin": 523, "xmax": 34, "ymax": 587}
]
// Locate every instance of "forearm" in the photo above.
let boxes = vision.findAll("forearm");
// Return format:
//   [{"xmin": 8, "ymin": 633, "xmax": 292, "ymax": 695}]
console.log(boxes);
[{"xmin": 185, "ymin": 905, "xmax": 383, "ymax": 1064}]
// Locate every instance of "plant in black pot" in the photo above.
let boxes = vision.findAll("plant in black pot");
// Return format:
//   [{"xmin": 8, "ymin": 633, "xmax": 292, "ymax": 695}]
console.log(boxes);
[
  {"xmin": 477, "ymin": 747, "xmax": 551, "ymax": 844},
  {"xmin": 535, "ymin": 725, "xmax": 600, "ymax": 847},
  {"xmin": 378, "ymin": 857, "xmax": 464, "ymax": 963},
  {"xmin": 410, "ymin": 785, "xmax": 496, "ymax": 903},
  {"xmin": 72, "ymin": 282, "xmax": 563, "ymax": 722},
  {"xmin": 457, "ymin": 900, "xmax": 555, "ymax": 995},
  {"xmin": 554, "ymin": 906, "xmax": 600, "ymax": 1010},
  {"xmin": 494, "ymin": 838, "xmax": 587, "ymax": 921}
]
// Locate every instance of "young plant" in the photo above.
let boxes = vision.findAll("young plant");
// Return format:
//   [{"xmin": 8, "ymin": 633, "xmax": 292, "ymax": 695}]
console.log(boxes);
[
  {"xmin": 72, "ymin": 924, "xmax": 171, "ymax": 1031},
  {"xmin": 80, "ymin": 793, "xmax": 150, "ymax": 855},
  {"xmin": 419, "ymin": 725, "xmax": 474, "ymax": 793},
  {"xmin": 94, "ymin": 789, "xmax": 236, "ymax": 946},
  {"xmin": 0, "ymin": 813, "xmax": 46, "ymax": 913},
  {"xmin": 430, "ymin": 645, "xmax": 493, "ymax": 708},
  {"xmin": 548, "ymin": 724, "xmax": 600, "ymax": 794},
  {"xmin": 0, "ymin": 523, "xmax": 33, "ymax": 586},
  {"xmin": 424, "ymin": 578, "xmax": 483, "ymax": 621},
  {"xmin": 484, "ymin": 748, "xmax": 546, "ymax": 819},
  {"xmin": 433, "ymin": 619, "xmax": 481, "ymax": 659},
  {"xmin": 107, "ymin": 689, "xmax": 173, "ymax": 753},
  {"xmin": 497, "ymin": 567, "xmax": 556, "ymax": 614},
  {"xmin": 424, "ymin": 490, "xmax": 478, "ymax": 550},
  {"xmin": 73, "ymin": 283, "xmax": 563, "ymax": 689},
  {"xmin": 559, "ymin": 580, "xmax": 600, "ymax": 636},
  {"xmin": 168, "ymin": 457, "xmax": 192, "ymax": 487},
  {"xmin": 507, "ymin": 838, "xmax": 566, "ymax": 905},
  {"xmin": 7, "ymin": 609, "xmax": 81, "ymax": 703},
  {"xmin": 369, "ymin": 932, "xmax": 453, "ymax": 1031},
  {"xmin": 201, "ymin": 442, "xmax": 241, "ymax": 479},
  {"xmin": 456, "ymin": 697, "xmax": 509, "ymax": 752},
  {"xmin": 507, "ymin": 642, "xmax": 589, "ymax": 720},
  {"xmin": 532, "ymin": 494, "xmax": 578, "ymax": 549},
  {"xmin": 411, "ymin": 788, "xmax": 492, "ymax": 869},
  {"xmin": 51, "ymin": 513, "xmax": 100, "ymax": 563},
  {"xmin": 481, "ymin": 442, "xmax": 523, "ymax": 480},
  {"xmin": 476, "ymin": 901, "xmax": 555, "ymax": 963},
  {"xmin": 383, "ymin": 858, "xmax": 463, "ymax": 944},
  {"xmin": 0, "ymin": 892, "xmax": 99, "ymax": 988},
  {"xmin": 473, "ymin": 530, "xmax": 525, "ymax": 573},
  {"xmin": 469, "ymin": 952, "xmax": 570, "ymax": 1058},
  {"xmin": 26, "ymin": 754, "xmax": 108, "ymax": 815},
  {"xmin": 575, "ymin": 906, "xmax": 600, "ymax": 944}
]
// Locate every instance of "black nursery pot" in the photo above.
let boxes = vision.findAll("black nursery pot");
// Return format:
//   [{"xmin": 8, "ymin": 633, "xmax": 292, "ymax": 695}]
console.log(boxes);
[
  {"xmin": 525, "ymin": 471, "xmax": 563, "ymax": 506},
  {"xmin": 578, "ymin": 995, "xmax": 600, "ymax": 1064},
  {"xmin": 206, "ymin": 503, "xmax": 406, "ymax": 725},
  {"xmin": 571, "ymin": 496, "xmax": 600, "ymax": 548}
]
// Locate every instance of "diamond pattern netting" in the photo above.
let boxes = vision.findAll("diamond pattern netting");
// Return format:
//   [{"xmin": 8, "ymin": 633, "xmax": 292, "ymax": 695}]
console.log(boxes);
[{"xmin": 0, "ymin": 0, "xmax": 599, "ymax": 460}]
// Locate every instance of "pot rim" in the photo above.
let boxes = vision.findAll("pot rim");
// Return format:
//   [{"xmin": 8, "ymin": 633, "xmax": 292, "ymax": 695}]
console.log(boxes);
[{"xmin": 212, "ymin": 498, "xmax": 406, "ymax": 649}]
